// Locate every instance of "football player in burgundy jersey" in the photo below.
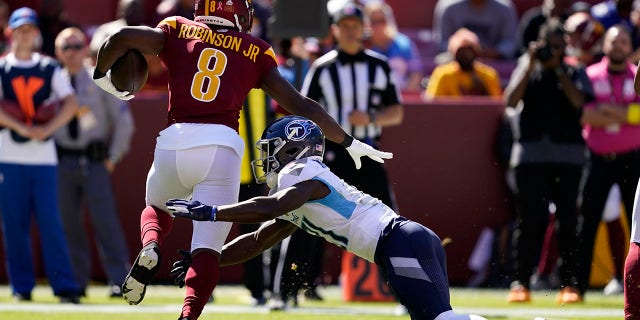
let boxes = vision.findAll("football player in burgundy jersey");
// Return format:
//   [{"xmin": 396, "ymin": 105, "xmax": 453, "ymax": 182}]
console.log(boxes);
[{"xmin": 91, "ymin": 1, "xmax": 392, "ymax": 319}]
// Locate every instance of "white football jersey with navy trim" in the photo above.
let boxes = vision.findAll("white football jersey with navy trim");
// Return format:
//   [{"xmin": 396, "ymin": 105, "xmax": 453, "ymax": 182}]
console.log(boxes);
[{"xmin": 272, "ymin": 157, "xmax": 398, "ymax": 262}]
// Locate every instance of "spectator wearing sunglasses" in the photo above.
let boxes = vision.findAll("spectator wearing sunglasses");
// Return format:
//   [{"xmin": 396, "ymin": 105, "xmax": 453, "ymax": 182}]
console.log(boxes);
[
  {"xmin": 364, "ymin": 1, "xmax": 424, "ymax": 91},
  {"xmin": 53, "ymin": 27, "xmax": 135, "ymax": 298}
]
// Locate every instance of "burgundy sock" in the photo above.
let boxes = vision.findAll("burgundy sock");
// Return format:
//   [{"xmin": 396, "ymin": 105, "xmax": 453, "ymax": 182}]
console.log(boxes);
[
  {"xmin": 181, "ymin": 251, "xmax": 220, "ymax": 319},
  {"xmin": 140, "ymin": 206, "xmax": 174, "ymax": 247},
  {"xmin": 607, "ymin": 219, "xmax": 626, "ymax": 279},
  {"xmin": 624, "ymin": 243, "xmax": 640, "ymax": 320}
]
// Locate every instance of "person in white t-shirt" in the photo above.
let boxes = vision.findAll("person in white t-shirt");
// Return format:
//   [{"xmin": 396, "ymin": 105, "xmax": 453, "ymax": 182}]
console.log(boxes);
[{"xmin": 0, "ymin": 7, "xmax": 80, "ymax": 303}]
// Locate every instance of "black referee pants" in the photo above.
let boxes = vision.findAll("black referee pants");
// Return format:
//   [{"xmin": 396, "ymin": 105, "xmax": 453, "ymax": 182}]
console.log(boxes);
[
  {"xmin": 577, "ymin": 149, "xmax": 640, "ymax": 295},
  {"xmin": 512, "ymin": 163, "xmax": 582, "ymax": 289}
]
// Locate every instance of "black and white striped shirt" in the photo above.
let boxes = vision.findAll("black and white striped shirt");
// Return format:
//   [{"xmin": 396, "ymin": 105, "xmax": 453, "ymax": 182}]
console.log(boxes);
[{"xmin": 301, "ymin": 49, "xmax": 402, "ymax": 141}]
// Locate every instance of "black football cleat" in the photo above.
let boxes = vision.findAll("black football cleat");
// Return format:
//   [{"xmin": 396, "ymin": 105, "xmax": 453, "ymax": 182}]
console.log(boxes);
[
  {"xmin": 13, "ymin": 292, "xmax": 31, "ymax": 302},
  {"xmin": 109, "ymin": 284, "xmax": 123, "ymax": 298},
  {"xmin": 122, "ymin": 242, "xmax": 161, "ymax": 305},
  {"xmin": 58, "ymin": 291, "xmax": 81, "ymax": 304}
]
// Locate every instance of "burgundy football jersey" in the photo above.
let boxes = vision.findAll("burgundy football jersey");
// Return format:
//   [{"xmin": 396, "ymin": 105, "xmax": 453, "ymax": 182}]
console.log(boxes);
[{"xmin": 157, "ymin": 16, "xmax": 277, "ymax": 131}]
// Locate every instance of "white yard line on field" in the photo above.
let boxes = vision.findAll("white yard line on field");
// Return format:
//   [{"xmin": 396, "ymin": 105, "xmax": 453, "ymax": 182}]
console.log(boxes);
[{"xmin": 0, "ymin": 303, "xmax": 623, "ymax": 318}]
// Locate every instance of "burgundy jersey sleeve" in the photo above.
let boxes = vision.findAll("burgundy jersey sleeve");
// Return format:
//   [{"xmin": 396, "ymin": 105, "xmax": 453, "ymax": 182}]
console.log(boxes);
[{"xmin": 156, "ymin": 16, "xmax": 278, "ymax": 131}]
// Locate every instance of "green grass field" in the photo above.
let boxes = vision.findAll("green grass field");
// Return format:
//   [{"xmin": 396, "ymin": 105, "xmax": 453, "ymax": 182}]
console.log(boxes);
[{"xmin": 0, "ymin": 284, "xmax": 624, "ymax": 320}]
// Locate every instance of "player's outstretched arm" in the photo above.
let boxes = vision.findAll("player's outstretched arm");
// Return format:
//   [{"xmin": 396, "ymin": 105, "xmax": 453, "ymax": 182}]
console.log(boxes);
[
  {"xmin": 261, "ymin": 69, "xmax": 393, "ymax": 168},
  {"xmin": 171, "ymin": 220, "xmax": 297, "ymax": 286},
  {"xmin": 220, "ymin": 219, "xmax": 297, "ymax": 266},
  {"xmin": 171, "ymin": 220, "xmax": 297, "ymax": 270},
  {"xmin": 167, "ymin": 180, "xmax": 329, "ymax": 223}
]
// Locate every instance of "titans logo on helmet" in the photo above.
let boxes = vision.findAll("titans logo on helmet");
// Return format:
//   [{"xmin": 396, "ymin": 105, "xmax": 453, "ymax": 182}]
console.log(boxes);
[{"xmin": 285, "ymin": 119, "xmax": 317, "ymax": 141}]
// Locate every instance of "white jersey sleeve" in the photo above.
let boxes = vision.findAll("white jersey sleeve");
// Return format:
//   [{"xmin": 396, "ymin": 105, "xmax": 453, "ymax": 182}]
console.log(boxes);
[
  {"xmin": 272, "ymin": 157, "xmax": 399, "ymax": 262},
  {"xmin": 276, "ymin": 156, "xmax": 329, "ymax": 189}
]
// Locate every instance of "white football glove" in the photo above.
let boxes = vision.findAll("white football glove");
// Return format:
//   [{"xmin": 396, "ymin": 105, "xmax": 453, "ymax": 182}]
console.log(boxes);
[
  {"xmin": 346, "ymin": 138, "xmax": 393, "ymax": 169},
  {"xmin": 92, "ymin": 70, "xmax": 134, "ymax": 100}
]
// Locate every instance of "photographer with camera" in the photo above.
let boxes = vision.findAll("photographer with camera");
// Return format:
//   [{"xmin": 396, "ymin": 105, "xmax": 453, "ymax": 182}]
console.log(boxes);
[{"xmin": 503, "ymin": 17, "xmax": 594, "ymax": 304}]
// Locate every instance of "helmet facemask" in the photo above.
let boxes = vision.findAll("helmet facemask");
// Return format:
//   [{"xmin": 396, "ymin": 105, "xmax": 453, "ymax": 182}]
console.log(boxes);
[{"xmin": 251, "ymin": 137, "xmax": 285, "ymax": 186}]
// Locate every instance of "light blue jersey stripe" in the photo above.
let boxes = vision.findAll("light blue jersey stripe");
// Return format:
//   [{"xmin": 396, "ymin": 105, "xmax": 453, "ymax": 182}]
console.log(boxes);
[{"xmin": 308, "ymin": 177, "xmax": 356, "ymax": 219}]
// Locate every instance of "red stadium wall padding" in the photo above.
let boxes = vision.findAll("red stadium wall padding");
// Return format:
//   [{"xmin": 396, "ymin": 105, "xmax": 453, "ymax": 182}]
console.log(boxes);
[{"xmin": 381, "ymin": 96, "xmax": 512, "ymax": 284}]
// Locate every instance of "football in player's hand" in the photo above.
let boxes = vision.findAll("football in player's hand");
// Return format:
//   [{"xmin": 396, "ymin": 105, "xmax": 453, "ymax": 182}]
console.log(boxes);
[
  {"xmin": 1, "ymin": 99, "xmax": 25, "ymax": 122},
  {"xmin": 110, "ymin": 49, "xmax": 148, "ymax": 94}
]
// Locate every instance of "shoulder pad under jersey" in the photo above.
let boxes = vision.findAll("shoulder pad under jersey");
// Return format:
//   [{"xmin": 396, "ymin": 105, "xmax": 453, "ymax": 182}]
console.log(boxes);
[{"xmin": 277, "ymin": 157, "xmax": 328, "ymax": 190}]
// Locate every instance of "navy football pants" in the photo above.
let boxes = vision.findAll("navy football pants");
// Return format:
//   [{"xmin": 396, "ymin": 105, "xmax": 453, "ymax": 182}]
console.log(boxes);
[{"xmin": 375, "ymin": 220, "xmax": 452, "ymax": 320}]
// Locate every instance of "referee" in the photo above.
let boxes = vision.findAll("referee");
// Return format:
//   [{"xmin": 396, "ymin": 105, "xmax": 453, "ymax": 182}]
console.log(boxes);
[{"xmin": 301, "ymin": 2, "xmax": 403, "ymax": 209}]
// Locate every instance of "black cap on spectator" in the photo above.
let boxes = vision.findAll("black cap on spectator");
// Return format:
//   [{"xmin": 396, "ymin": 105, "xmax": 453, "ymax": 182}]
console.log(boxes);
[{"xmin": 332, "ymin": 3, "xmax": 363, "ymax": 24}]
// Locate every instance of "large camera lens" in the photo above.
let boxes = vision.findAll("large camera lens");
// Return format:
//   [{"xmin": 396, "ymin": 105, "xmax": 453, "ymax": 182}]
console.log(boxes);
[{"xmin": 535, "ymin": 45, "xmax": 553, "ymax": 62}]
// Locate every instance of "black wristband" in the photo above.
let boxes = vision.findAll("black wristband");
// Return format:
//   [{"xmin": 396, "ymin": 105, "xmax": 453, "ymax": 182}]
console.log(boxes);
[{"xmin": 340, "ymin": 134, "xmax": 354, "ymax": 147}]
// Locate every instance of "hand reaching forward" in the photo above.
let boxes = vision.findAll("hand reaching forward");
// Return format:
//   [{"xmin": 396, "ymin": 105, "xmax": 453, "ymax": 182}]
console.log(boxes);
[
  {"xmin": 345, "ymin": 138, "xmax": 393, "ymax": 169},
  {"xmin": 170, "ymin": 249, "xmax": 192, "ymax": 288},
  {"xmin": 166, "ymin": 199, "xmax": 217, "ymax": 221}
]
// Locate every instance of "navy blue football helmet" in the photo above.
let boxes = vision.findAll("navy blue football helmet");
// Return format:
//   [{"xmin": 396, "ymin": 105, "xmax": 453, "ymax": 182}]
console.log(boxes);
[{"xmin": 251, "ymin": 116, "xmax": 325, "ymax": 185}]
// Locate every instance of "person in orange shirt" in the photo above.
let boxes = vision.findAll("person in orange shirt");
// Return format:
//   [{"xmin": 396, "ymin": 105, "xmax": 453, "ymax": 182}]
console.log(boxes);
[{"xmin": 425, "ymin": 28, "xmax": 502, "ymax": 99}]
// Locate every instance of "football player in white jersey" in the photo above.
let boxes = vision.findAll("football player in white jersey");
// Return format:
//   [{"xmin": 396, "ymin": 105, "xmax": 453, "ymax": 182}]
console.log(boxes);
[{"xmin": 166, "ymin": 116, "xmax": 487, "ymax": 320}]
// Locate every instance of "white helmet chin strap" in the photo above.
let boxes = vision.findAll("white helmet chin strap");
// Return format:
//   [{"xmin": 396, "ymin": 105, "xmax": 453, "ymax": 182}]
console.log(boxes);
[{"xmin": 295, "ymin": 146, "xmax": 310, "ymax": 160}]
